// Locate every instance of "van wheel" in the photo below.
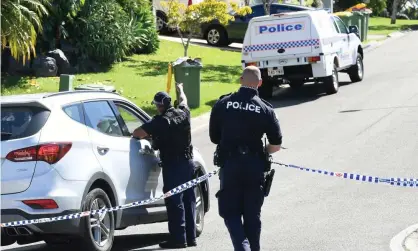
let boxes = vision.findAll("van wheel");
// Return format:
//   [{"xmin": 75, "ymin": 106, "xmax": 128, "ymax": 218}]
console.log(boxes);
[
  {"xmin": 288, "ymin": 80, "xmax": 304, "ymax": 90},
  {"xmin": 324, "ymin": 63, "xmax": 339, "ymax": 94},
  {"xmin": 206, "ymin": 26, "xmax": 228, "ymax": 46},
  {"xmin": 76, "ymin": 188, "xmax": 115, "ymax": 251},
  {"xmin": 348, "ymin": 54, "xmax": 364, "ymax": 82},
  {"xmin": 195, "ymin": 183, "xmax": 205, "ymax": 237},
  {"xmin": 258, "ymin": 81, "xmax": 273, "ymax": 99}
]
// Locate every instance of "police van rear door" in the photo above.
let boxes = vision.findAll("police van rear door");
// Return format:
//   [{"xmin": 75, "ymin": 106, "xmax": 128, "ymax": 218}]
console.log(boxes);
[{"xmin": 247, "ymin": 13, "xmax": 314, "ymax": 59}]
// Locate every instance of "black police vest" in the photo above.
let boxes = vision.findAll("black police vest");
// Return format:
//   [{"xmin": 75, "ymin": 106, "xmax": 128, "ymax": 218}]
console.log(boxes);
[
  {"xmin": 218, "ymin": 89, "xmax": 267, "ymax": 155},
  {"xmin": 154, "ymin": 108, "xmax": 193, "ymax": 162}
]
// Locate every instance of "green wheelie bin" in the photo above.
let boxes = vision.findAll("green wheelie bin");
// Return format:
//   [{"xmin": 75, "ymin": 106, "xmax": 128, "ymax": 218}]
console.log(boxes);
[{"xmin": 172, "ymin": 57, "xmax": 203, "ymax": 109}]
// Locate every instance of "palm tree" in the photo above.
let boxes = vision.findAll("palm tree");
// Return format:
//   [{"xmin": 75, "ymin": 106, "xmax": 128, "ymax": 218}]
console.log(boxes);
[{"xmin": 1, "ymin": 0, "xmax": 50, "ymax": 63}]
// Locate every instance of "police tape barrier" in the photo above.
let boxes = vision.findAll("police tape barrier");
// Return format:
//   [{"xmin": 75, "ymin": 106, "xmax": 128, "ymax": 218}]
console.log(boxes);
[
  {"xmin": 2, "ymin": 161, "xmax": 417, "ymax": 228},
  {"xmin": 0, "ymin": 170, "xmax": 220, "ymax": 228},
  {"xmin": 272, "ymin": 161, "xmax": 418, "ymax": 187}
]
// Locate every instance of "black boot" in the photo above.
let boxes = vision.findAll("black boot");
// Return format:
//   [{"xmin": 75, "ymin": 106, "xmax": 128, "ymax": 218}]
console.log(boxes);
[
  {"xmin": 159, "ymin": 241, "xmax": 187, "ymax": 249},
  {"xmin": 187, "ymin": 239, "xmax": 197, "ymax": 247}
]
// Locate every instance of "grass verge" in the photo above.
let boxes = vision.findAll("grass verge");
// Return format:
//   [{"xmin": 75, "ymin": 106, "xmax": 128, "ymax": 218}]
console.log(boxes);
[
  {"xmin": 1, "ymin": 40, "xmax": 242, "ymax": 117},
  {"xmin": 369, "ymin": 17, "xmax": 418, "ymax": 36}
]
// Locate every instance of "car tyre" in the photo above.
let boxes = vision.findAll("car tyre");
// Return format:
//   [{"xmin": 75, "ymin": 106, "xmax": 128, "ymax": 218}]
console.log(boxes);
[
  {"xmin": 77, "ymin": 188, "xmax": 115, "ymax": 251},
  {"xmin": 348, "ymin": 54, "xmax": 364, "ymax": 83},
  {"xmin": 156, "ymin": 12, "xmax": 168, "ymax": 34},
  {"xmin": 195, "ymin": 182, "xmax": 205, "ymax": 237},
  {"xmin": 258, "ymin": 80, "xmax": 274, "ymax": 100},
  {"xmin": 324, "ymin": 63, "xmax": 339, "ymax": 95},
  {"xmin": 205, "ymin": 26, "xmax": 228, "ymax": 47}
]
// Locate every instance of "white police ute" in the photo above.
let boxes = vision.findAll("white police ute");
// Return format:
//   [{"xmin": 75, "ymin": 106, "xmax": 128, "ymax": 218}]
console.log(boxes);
[{"xmin": 241, "ymin": 10, "xmax": 365, "ymax": 99}]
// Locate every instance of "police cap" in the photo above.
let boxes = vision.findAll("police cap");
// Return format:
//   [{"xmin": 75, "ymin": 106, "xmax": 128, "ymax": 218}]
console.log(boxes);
[{"xmin": 152, "ymin": 91, "xmax": 171, "ymax": 107}]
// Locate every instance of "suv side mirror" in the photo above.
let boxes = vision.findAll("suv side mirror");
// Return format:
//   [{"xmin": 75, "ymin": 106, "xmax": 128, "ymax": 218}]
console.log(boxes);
[{"xmin": 349, "ymin": 25, "xmax": 360, "ymax": 37}]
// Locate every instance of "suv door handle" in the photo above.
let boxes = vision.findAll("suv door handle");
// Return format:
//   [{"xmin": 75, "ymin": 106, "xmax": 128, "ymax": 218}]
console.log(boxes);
[{"xmin": 97, "ymin": 146, "xmax": 109, "ymax": 155}]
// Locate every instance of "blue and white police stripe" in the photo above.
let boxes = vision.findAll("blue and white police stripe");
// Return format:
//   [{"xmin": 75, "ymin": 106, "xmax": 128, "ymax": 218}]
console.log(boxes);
[
  {"xmin": 272, "ymin": 161, "xmax": 418, "ymax": 187},
  {"xmin": 243, "ymin": 39, "xmax": 320, "ymax": 53},
  {"xmin": 0, "ymin": 170, "xmax": 219, "ymax": 228}
]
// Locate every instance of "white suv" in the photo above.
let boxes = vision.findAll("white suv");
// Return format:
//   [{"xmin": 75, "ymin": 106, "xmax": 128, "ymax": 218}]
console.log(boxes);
[{"xmin": 1, "ymin": 90, "xmax": 211, "ymax": 251}]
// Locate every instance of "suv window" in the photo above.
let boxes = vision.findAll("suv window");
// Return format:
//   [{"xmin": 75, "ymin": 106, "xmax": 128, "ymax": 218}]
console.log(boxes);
[
  {"xmin": 1, "ymin": 106, "xmax": 50, "ymax": 141},
  {"xmin": 83, "ymin": 101, "xmax": 123, "ymax": 137},
  {"xmin": 63, "ymin": 103, "xmax": 84, "ymax": 124},
  {"xmin": 333, "ymin": 16, "xmax": 348, "ymax": 33},
  {"xmin": 115, "ymin": 103, "xmax": 145, "ymax": 135}
]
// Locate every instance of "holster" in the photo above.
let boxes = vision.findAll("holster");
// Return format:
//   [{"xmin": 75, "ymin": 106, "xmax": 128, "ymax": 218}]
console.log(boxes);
[
  {"xmin": 213, "ymin": 145, "xmax": 224, "ymax": 167},
  {"xmin": 263, "ymin": 169, "xmax": 275, "ymax": 197}
]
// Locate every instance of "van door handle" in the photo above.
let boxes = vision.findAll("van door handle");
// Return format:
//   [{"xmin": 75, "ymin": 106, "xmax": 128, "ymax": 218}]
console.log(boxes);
[{"xmin": 97, "ymin": 146, "xmax": 109, "ymax": 155}]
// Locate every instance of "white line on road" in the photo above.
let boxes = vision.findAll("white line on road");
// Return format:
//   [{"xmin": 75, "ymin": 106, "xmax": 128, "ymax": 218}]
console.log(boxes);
[{"xmin": 390, "ymin": 223, "xmax": 418, "ymax": 251}]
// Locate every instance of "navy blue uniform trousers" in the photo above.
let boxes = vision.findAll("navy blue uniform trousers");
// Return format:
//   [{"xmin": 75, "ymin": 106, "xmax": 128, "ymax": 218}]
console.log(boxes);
[
  {"xmin": 217, "ymin": 155, "xmax": 265, "ymax": 251},
  {"xmin": 162, "ymin": 158, "xmax": 196, "ymax": 244}
]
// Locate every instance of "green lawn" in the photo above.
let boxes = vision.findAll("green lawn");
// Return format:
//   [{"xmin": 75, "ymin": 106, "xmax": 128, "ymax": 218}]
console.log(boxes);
[
  {"xmin": 1, "ymin": 40, "xmax": 242, "ymax": 117},
  {"xmin": 369, "ymin": 17, "xmax": 418, "ymax": 35}
]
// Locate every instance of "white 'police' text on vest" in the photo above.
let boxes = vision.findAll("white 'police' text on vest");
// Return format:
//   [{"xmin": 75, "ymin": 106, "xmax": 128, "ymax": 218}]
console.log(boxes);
[{"xmin": 226, "ymin": 101, "xmax": 261, "ymax": 113}]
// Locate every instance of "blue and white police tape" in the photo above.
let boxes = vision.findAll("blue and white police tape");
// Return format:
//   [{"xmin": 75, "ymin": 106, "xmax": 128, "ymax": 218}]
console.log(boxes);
[
  {"xmin": 272, "ymin": 161, "xmax": 418, "ymax": 187},
  {"xmin": 0, "ymin": 170, "xmax": 220, "ymax": 228},
  {"xmin": 2, "ymin": 161, "xmax": 417, "ymax": 228}
]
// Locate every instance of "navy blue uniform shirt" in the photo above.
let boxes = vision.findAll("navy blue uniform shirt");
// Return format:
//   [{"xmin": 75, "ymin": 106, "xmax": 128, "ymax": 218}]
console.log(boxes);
[
  {"xmin": 209, "ymin": 86, "xmax": 282, "ymax": 152},
  {"xmin": 141, "ymin": 104, "xmax": 192, "ymax": 160}
]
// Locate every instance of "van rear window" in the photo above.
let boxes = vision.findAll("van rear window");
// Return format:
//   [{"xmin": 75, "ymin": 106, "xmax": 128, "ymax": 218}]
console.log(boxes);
[{"xmin": 1, "ymin": 106, "xmax": 50, "ymax": 141}]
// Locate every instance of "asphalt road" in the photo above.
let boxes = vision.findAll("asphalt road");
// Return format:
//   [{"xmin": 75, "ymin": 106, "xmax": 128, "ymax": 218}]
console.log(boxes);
[{"xmin": 3, "ymin": 31, "xmax": 418, "ymax": 251}]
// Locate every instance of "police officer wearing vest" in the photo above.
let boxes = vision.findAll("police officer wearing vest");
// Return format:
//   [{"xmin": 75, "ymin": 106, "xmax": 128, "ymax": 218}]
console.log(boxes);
[
  {"xmin": 133, "ymin": 83, "xmax": 197, "ymax": 249},
  {"xmin": 209, "ymin": 66, "xmax": 282, "ymax": 251}
]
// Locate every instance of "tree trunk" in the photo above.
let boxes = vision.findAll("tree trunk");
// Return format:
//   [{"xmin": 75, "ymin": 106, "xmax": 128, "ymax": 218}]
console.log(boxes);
[
  {"xmin": 263, "ymin": 2, "xmax": 270, "ymax": 15},
  {"xmin": 390, "ymin": 0, "xmax": 399, "ymax": 24},
  {"xmin": 184, "ymin": 35, "xmax": 191, "ymax": 57}
]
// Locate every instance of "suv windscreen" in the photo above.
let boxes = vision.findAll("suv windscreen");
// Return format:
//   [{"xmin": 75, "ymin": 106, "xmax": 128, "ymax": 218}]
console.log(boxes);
[{"xmin": 1, "ymin": 106, "xmax": 51, "ymax": 141}]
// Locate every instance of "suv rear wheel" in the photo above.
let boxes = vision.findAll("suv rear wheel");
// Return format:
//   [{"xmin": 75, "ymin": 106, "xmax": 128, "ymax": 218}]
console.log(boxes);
[
  {"xmin": 195, "ymin": 183, "xmax": 205, "ymax": 237},
  {"xmin": 77, "ymin": 188, "xmax": 115, "ymax": 251},
  {"xmin": 324, "ymin": 63, "xmax": 339, "ymax": 95}
]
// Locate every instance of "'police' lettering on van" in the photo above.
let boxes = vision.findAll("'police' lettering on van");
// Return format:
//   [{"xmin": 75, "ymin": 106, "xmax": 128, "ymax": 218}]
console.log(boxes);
[{"xmin": 258, "ymin": 23, "xmax": 304, "ymax": 35}]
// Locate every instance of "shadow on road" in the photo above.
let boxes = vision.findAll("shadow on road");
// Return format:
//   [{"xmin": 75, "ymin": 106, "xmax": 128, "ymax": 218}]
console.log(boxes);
[
  {"xmin": 3, "ymin": 233, "xmax": 169, "ymax": 251},
  {"xmin": 267, "ymin": 81, "xmax": 352, "ymax": 109},
  {"xmin": 112, "ymin": 233, "xmax": 169, "ymax": 251}
]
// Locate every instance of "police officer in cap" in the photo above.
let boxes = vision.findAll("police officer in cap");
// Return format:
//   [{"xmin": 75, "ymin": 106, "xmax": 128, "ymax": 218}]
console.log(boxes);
[
  {"xmin": 133, "ymin": 83, "xmax": 197, "ymax": 249},
  {"xmin": 209, "ymin": 66, "xmax": 282, "ymax": 251}
]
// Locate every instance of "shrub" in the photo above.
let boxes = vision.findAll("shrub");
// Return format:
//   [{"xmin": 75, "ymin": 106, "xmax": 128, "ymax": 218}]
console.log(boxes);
[
  {"xmin": 70, "ymin": 0, "xmax": 137, "ymax": 66},
  {"xmin": 368, "ymin": 0, "xmax": 387, "ymax": 16},
  {"xmin": 117, "ymin": 0, "xmax": 160, "ymax": 54}
]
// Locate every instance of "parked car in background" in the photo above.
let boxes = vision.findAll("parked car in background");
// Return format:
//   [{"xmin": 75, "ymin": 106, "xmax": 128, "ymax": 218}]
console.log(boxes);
[
  {"xmin": 154, "ymin": 0, "xmax": 204, "ymax": 33},
  {"xmin": 201, "ymin": 3, "xmax": 315, "ymax": 46},
  {"xmin": 1, "ymin": 91, "xmax": 211, "ymax": 251}
]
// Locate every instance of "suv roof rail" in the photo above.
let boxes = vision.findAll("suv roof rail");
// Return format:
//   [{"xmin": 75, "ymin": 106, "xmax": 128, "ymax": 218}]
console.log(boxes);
[{"xmin": 43, "ymin": 90, "xmax": 121, "ymax": 99}]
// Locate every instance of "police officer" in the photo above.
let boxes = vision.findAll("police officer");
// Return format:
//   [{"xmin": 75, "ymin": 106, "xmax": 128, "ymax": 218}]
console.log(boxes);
[
  {"xmin": 133, "ymin": 83, "xmax": 197, "ymax": 249},
  {"xmin": 209, "ymin": 66, "xmax": 282, "ymax": 251}
]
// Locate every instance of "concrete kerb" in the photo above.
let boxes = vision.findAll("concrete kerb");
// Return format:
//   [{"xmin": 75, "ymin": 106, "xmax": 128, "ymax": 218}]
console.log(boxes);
[
  {"xmin": 390, "ymin": 223, "xmax": 418, "ymax": 251},
  {"xmin": 363, "ymin": 31, "xmax": 406, "ymax": 53}
]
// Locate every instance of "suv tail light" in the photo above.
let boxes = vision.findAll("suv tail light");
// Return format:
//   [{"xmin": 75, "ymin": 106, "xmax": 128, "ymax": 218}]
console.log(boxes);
[
  {"xmin": 6, "ymin": 143, "xmax": 72, "ymax": 164},
  {"xmin": 22, "ymin": 199, "xmax": 58, "ymax": 209}
]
